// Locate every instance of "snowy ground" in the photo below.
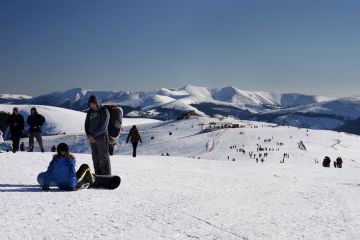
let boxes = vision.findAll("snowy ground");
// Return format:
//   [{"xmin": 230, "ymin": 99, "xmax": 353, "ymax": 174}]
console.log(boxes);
[
  {"xmin": 1, "ymin": 152, "xmax": 359, "ymax": 240},
  {"xmin": 1, "ymin": 115, "xmax": 360, "ymax": 239}
]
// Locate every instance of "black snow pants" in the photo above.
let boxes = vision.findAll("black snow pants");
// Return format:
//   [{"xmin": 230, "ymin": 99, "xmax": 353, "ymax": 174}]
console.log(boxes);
[
  {"xmin": 11, "ymin": 133, "xmax": 21, "ymax": 152},
  {"xmin": 132, "ymin": 141, "xmax": 138, "ymax": 157}
]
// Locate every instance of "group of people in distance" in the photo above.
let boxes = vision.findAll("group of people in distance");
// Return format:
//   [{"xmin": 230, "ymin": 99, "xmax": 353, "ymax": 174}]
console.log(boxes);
[
  {"xmin": 7, "ymin": 107, "xmax": 46, "ymax": 153},
  {"xmin": 5, "ymin": 95, "xmax": 143, "ymax": 191},
  {"xmin": 322, "ymin": 156, "xmax": 343, "ymax": 168}
]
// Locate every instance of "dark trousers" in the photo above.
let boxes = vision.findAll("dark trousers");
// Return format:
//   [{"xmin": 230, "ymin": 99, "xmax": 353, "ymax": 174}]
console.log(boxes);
[
  {"xmin": 132, "ymin": 141, "xmax": 138, "ymax": 157},
  {"xmin": 11, "ymin": 133, "xmax": 21, "ymax": 152},
  {"xmin": 109, "ymin": 144, "xmax": 114, "ymax": 156},
  {"xmin": 90, "ymin": 135, "xmax": 111, "ymax": 175},
  {"xmin": 29, "ymin": 132, "xmax": 44, "ymax": 151}
]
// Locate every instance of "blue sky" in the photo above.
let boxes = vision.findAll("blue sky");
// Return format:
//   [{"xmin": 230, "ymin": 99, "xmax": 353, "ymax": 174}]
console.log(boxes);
[{"xmin": 0, "ymin": 0, "xmax": 359, "ymax": 97}]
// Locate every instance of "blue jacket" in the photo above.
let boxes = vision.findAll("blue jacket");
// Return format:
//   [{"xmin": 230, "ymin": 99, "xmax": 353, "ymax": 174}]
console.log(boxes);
[{"xmin": 41, "ymin": 154, "xmax": 77, "ymax": 190}]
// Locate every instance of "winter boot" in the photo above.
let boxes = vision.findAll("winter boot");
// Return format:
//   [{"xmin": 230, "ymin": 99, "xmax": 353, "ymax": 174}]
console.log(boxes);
[{"xmin": 76, "ymin": 164, "xmax": 96, "ymax": 190}]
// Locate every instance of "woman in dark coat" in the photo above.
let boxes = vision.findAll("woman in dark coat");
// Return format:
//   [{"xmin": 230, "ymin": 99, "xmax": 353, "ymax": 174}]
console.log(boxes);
[{"xmin": 126, "ymin": 125, "xmax": 142, "ymax": 157}]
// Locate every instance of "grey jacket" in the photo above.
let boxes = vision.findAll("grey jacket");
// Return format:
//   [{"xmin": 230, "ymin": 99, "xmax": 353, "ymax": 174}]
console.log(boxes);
[{"xmin": 85, "ymin": 107, "xmax": 110, "ymax": 139}]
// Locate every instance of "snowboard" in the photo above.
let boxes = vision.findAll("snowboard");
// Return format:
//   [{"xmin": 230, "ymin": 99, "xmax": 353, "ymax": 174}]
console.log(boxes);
[{"xmin": 91, "ymin": 175, "xmax": 121, "ymax": 190}]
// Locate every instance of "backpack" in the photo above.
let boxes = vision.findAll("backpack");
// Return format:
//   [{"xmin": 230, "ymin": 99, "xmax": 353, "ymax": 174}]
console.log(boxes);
[{"xmin": 104, "ymin": 104, "xmax": 123, "ymax": 144}]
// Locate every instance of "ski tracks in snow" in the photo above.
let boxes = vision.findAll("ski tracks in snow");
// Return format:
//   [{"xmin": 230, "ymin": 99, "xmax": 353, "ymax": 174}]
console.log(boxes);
[{"xmin": 206, "ymin": 129, "xmax": 228, "ymax": 153}]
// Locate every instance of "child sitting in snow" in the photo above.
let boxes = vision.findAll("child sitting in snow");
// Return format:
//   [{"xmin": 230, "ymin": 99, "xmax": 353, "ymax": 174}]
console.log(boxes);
[{"xmin": 37, "ymin": 143, "xmax": 95, "ymax": 191}]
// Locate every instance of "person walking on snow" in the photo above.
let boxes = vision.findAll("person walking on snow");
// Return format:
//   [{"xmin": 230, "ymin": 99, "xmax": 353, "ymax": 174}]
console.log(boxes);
[
  {"xmin": 85, "ymin": 95, "xmax": 111, "ymax": 175},
  {"xmin": 126, "ymin": 125, "xmax": 142, "ymax": 157},
  {"xmin": 27, "ymin": 107, "xmax": 45, "ymax": 152},
  {"xmin": 7, "ymin": 107, "xmax": 25, "ymax": 153}
]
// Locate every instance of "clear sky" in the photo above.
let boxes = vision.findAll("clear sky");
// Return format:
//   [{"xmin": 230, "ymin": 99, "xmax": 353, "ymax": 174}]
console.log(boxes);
[{"xmin": 0, "ymin": 0, "xmax": 359, "ymax": 97}]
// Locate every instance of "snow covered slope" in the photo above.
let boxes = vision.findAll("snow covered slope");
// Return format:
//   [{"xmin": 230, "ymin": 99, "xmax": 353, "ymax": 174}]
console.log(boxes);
[{"xmin": 1, "ymin": 118, "xmax": 360, "ymax": 239}]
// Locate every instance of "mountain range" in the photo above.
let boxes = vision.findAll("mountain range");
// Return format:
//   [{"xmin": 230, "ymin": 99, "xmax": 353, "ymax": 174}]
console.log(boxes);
[{"xmin": 1, "ymin": 85, "xmax": 360, "ymax": 133}]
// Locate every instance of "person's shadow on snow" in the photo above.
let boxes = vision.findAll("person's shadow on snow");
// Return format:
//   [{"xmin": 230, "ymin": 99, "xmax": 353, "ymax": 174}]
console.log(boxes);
[{"xmin": 0, "ymin": 184, "xmax": 68, "ymax": 192}]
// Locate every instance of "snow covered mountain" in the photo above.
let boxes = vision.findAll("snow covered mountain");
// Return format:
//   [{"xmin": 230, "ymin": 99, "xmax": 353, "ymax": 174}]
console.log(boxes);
[
  {"xmin": 8, "ymin": 85, "xmax": 331, "ymax": 111},
  {"xmin": 254, "ymin": 95, "xmax": 360, "ymax": 130},
  {"xmin": 6, "ymin": 85, "xmax": 332, "ymax": 117},
  {"xmin": 335, "ymin": 117, "xmax": 360, "ymax": 135},
  {"xmin": 0, "ymin": 94, "xmax": 32, "ymax": 104},
  {"xmin": 4, "ymin": 85, "xmax": 360, "ymax": 131}
]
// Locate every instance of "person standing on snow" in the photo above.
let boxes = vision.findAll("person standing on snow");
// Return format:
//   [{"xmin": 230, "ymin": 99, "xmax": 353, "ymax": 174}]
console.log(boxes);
[
  {"xmin": 27, "ymin": 107, "xmax": 46, "ymax": 152},
  {"xmin": 85, "ymin": 95, "xmax": 111, "ymax": 175},
  {"xmin": 6, "ymin": 107, "xmax": 25, "ymax": 153},
  {"xmin": 126, "ymin": 125, "xmax": 142, "ymax": 157}
]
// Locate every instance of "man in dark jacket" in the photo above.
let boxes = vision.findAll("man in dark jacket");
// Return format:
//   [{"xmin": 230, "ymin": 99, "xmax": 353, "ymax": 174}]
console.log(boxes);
[
  {"xmin": 85, "ymin": 95, "xmax": 111, "ymax": 175},
  {"xmin": 27, "ymin": 107, "xmax": 46, "ymax": 152},
  {"xmin": 7, "ymin": 107, "xmax": 25, "ymax": 153},
  {"xmin": 126, "ymin": 125, "xmax": 142, "ymax": 157}
]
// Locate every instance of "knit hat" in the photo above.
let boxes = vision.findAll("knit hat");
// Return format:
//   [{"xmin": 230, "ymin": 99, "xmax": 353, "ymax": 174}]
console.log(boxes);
[
  {"xmin": 57, "ymin": 143, "xmax": 69, "ymax": 155},
  {"xmin": 88, "ymin": 95, "xmax": 100, "ymax": 107}
]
